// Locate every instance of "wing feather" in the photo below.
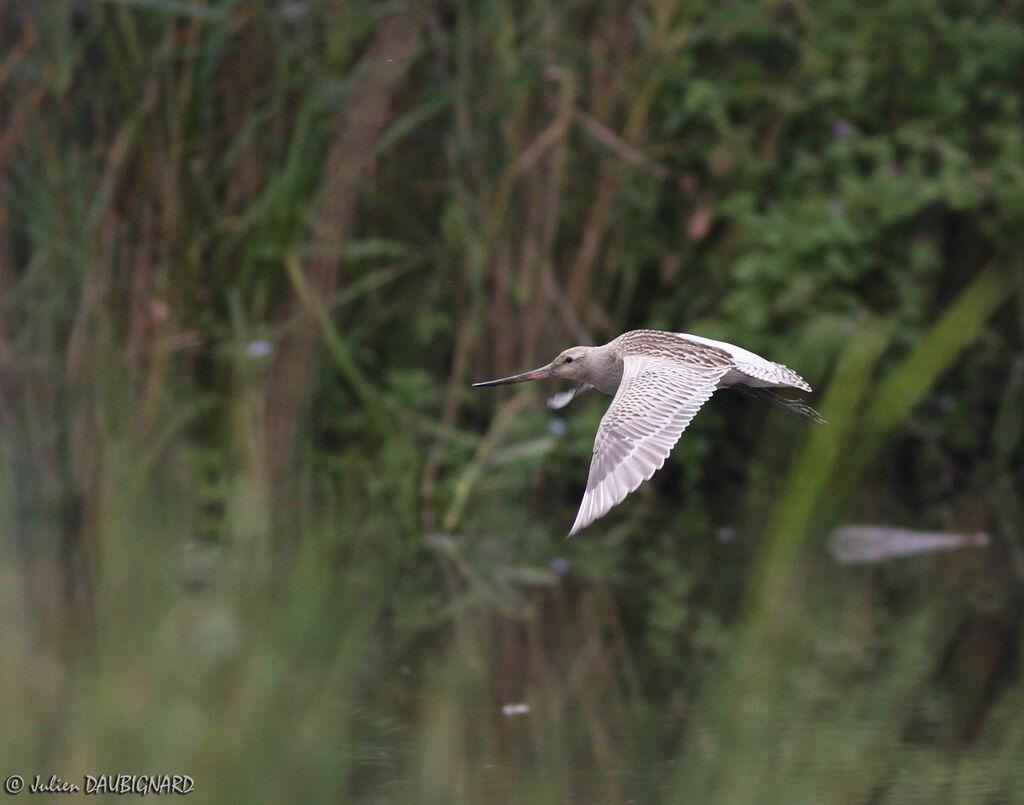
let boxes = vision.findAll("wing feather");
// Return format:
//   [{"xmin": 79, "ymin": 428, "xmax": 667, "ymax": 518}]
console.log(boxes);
[{"xmin": 568, "ymin": 356, "xmax": 728, "ymax": 535}]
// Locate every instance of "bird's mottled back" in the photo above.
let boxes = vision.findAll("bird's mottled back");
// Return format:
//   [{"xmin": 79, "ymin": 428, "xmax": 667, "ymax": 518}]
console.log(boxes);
[{"xmin": 610, "ymin": 330, "xmax": 734, "ymax": 369}]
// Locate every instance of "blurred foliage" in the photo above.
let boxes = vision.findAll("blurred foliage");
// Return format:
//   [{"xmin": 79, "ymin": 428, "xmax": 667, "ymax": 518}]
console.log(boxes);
[{"xmin": 1, "ymin": 0, "xmax": 1022, "ymax": 802}]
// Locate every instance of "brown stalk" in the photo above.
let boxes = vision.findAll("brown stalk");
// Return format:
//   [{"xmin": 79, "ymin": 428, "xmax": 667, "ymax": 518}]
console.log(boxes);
[
  {"xmin": 422, "ymin": 81, "xmax": 574, "ymax": 531},
  {"xmin": 573, "ymin": 108, "xmax": 673, "ymax": 182},
  {"xmin": 566, "ymin": 7, "xmax": 682, "ymax": 322},
  {"xmin": 0, "ymin": 20, "xmax": 41, "ymax": 396},
  {"xmin": 261, "ymin": 13, "xmax": 420, "ymax": 500},
  {"xmin": 530, "ymin": 69, "xmax": 575, "ymax": 359}
]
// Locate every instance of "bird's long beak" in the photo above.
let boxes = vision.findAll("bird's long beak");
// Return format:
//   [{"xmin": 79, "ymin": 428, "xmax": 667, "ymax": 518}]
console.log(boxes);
[{"xmin": 472, "ymin": 364, "xmax": 554, "ymax": 387}]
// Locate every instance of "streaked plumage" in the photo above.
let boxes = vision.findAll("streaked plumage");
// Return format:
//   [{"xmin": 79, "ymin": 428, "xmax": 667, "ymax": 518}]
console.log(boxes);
[{"xmin": 473, "ymin": 330, "xmax": 822, "ymax": 535}]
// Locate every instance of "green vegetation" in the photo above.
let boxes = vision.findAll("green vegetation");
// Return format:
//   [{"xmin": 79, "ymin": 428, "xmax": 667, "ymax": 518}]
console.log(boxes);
[{"xmin": 2, "ymin": 1, "xmax": 1022, "ymax": 802}]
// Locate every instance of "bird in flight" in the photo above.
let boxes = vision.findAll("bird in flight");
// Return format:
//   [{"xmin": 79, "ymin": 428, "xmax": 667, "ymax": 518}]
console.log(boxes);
[{"xmin": 473, "ymin": 330, "xmax": 823, "ymax": 535}]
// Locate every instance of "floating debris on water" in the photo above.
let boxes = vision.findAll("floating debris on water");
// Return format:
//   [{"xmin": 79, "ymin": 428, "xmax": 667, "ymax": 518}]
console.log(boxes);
[
  {"xmin": 501, "ymin": 703, "xmax": 530, "ymax": 716},
  {"xmin": 424, "ymin": 533, "xmax": 462, "ymax": 551},
  {"xmin": 828, "ymin": 525, "xmax": 990, "ymax": 565}
]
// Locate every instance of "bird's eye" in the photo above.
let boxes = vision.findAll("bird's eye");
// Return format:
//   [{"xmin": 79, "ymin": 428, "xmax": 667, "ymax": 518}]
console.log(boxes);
[{"xmin": 565, "ymin": 356, "xmax": 574, "ymax": 363}]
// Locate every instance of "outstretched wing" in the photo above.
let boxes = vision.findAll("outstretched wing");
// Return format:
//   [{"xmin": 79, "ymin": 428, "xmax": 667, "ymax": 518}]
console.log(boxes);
[{"xmin": 569, "ymin": 356, "xmax": 728, "ymax": 536}]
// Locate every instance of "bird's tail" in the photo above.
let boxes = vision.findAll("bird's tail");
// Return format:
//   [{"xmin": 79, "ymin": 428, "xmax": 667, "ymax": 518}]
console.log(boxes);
[{"xmin": 733, "ymin": 384, "xmax": 826, "ymax": 424}]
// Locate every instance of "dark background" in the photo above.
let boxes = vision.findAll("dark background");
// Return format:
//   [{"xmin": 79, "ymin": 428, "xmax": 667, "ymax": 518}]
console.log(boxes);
[{"xmin": 1, "ymin": 1, "xmax": 1022, "ymax": 802}]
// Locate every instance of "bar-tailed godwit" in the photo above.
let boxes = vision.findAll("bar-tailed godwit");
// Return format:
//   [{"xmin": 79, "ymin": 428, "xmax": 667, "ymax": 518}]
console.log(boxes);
[{"xmin": 473, "ymin": 330, "xmax": 823, "ymax": 535}]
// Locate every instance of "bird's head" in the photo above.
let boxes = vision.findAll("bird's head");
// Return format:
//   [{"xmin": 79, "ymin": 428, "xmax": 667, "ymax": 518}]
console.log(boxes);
[{"xmin": 549, "ymin": 346, "xmax": 597, "ymax": 382}]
